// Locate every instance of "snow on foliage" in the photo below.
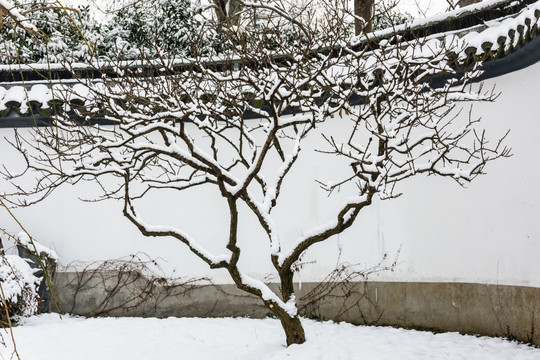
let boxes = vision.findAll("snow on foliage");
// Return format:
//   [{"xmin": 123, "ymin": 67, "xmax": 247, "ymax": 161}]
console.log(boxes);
[
  {"xmin": 0, "ymin": 229, "xmax": 56, "ymax": 321},
  {"xmin": 0, "ymin": 253, "xmax": 40, "ymax": 317},
  {"xmin": 1, "ymin": 0, "xmax": 95, "ymax": 64},
  {"xmin": 0, "ymin": 0, "xmax": 214, "ymax": 65},
  {"xmin": 15, "ymin": 231, "xmax": 58, "ymax": 261},
  {"xmin": 0, "ymin": 0, "xmax": 421, "ymax": 65}
]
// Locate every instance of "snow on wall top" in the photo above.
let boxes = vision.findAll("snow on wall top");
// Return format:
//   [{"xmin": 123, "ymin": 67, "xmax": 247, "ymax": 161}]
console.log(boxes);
[
  {"xmin": 0, "ymin": 0, "xmax": 539, "ymax": 121},
  {"xmin": 0, "ymin": 83, "xmax": 89, "ymax": 118}
]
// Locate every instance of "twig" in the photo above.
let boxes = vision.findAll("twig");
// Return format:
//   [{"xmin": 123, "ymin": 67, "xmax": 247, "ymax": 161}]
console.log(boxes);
[{"xmin": 0, "ymin": 282, "xmax": 21, "ymax": 360}]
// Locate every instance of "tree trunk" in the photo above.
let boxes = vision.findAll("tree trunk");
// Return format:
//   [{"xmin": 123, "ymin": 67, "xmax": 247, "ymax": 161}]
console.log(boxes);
[
  {"xmin": 457, "ymin": 0, "xmax": 483, "ymax": 7},
  {"xmin": 354, "ymin": 0, "xmax": 374, "ymax": 35},
  {"xmin": 267, "ymin": 299, "xmax": 306, "ymax": 345},
  {"xmin": 271, "ymin": 268, "xmax": 306, "ymax": 345},
  {"xmin": 213, "ymin": 0, "xmax": 243, "ymax": 27},
  {"xmin": 279, "ymin": 312, "xmax": 306, "ymax": 346}
]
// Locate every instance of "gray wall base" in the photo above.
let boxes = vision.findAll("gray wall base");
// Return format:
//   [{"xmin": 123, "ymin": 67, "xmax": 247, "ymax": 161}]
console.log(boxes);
[{"xmin": 52, "ymin": 271, "xmax": 540, "ymax": 345}]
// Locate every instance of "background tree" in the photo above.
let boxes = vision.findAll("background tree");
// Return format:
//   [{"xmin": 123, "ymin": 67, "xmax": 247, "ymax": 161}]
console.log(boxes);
[
  {"xmin": 0, "ymin": 0, "xmax": 213, "ymax": 65},
  {"xmin": 4, "ymin": 0, "xmax": 509, "ymax": 346},
  {"xmin": 372, "ymin": 1, "xmax": 413, "ymax": 30},
  {"xmin": 0, "ymin": 0, "xmax": 98, "ymax": 65},
  {"xmin": 101, "ymin": 0, "xmax": 210, "ymax": 59},
  {"xmin": 212, "ymin": 0, "xmax": 243, "ymax": 27},
  {"xmin": 355, "ymin": 0, "xmax": 374, "ymax": 34},
  {"xmin": 354, "ymin": 0, "xmax": 415, "ymax": 34}
]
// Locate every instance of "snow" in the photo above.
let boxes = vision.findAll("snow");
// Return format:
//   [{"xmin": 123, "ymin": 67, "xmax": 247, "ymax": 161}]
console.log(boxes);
[
  {"xmin": 0, "ymin": 0, "xmax": 39, "ymax": 33},
  {"xmin": 371, "ymin": 0, "xmax": 513, "ymax": 40},
  {"xmin": 2, "ymin": 0, "xmax": 534, "ymax": 109},
  {"xmin": 0, "ymin": 254, "xmax": 39, "ymax": 315},
  {"xmin": 460, "ymin": 1, "xmax": 540, "ymax": 57},
  {"xmin": 240, "ymin": 273, "xmax": 298, "ymax": 316},
  {"xmin": 15, "ymin": 231, "xmax": 59, "ymax": 261},
  {"xmin": 2, "ymin": 315, "xmax": 540, "ymax": 359},
  {"xmin": 0, "ymin": 83, "xmax": 85, "ymax": 114},
  {"xmin": 124, "ymin": 209, "xmax": 232, "ymax": 266}
]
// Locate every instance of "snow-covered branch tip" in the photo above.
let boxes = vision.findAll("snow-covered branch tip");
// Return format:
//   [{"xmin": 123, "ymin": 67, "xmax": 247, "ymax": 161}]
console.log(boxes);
[{"xmin": 0, "ymin": 0, "xmax": 39, "ymax": 34}]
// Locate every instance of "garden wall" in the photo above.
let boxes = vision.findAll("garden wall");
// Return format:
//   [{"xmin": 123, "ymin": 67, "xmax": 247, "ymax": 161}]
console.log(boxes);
[{"xmin": 53, "ymin": 271, "xmax": 540, "ymax": 345}]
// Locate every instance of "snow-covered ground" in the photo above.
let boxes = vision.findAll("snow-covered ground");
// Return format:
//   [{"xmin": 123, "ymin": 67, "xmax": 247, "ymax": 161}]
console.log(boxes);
[{"xmin": 2, "ymin": 315, "xmax": 539, "ymax": 359}]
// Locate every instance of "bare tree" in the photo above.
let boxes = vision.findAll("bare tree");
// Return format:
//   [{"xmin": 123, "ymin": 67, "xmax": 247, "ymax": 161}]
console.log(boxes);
[{"xmin": 4, "ymin": 1, "xmax": 509, "ymax": 346}]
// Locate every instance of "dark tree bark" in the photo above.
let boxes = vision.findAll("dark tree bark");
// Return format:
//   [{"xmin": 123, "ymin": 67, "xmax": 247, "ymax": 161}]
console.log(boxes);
[
  {"xmin": 279, "ymin": 312, "xmax": 305, "ymax": 345},
  {"xmin": 457, "ymin": 0, "xmax": 483, "ymax": 7},
  {"xmin": 354, "ymin": 0, "xmax": 374, "ymax": 34},
  {"xmin": 277, "ymin": 268, "xmax": 305, "ymax": 345},
  {"xmin": 213, "ymin": 0, "xmax": 243, "ymax": 27}
]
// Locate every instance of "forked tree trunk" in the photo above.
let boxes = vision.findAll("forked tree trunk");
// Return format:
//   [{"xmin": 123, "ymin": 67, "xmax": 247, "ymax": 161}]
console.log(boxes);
[
  {"xmin": 213, "ymin": 0, "xmax": 243, "ymax": 27},
  {"xmin": 354, "ymin": 0, "xmax": 374, "ymax": 35},
  {"xmin": 270, "ymin": 268, "xmax": 306, "ymax": 345}
]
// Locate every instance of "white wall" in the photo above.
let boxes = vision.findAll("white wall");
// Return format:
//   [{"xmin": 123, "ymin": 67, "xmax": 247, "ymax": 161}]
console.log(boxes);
[{"xmin": 1, "ymin": 60, "xmax": 539, "ymax": 287}]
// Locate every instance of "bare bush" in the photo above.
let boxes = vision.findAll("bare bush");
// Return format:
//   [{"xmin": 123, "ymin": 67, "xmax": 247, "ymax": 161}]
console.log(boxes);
[
  {"xmin": 298, "ymin": 246, "xmax": 400, "ymax": 323},
  {"xmin": 56, "ymin": 253, "xmax": 207, "ymax": 317}
]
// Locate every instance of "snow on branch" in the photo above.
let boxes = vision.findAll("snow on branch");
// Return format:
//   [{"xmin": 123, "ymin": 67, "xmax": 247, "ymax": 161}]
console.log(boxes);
[
  {"xmin": 123, "ymin": 190, "xmax": 232, "ymax": 268},
  {"xmin": 0, "ymin": 0, "xmax": 39, "ymax": 33},
  {"xmin": 2, "ymin": 2, "xmax": 512, "ymax": 346}
]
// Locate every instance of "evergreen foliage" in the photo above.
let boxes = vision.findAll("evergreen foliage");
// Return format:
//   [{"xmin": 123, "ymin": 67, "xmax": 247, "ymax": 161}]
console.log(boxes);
[
  {"xmin": 0, "ymin": 0, "xmax": 414, "ymax": 65},
  {"xmin": 101, "ymin": 0, "xmax": 209, "ymax": 59},
  {"xmin": 373, "ymin": 1, "xmax": 414, "ymax": 30},
  {"xmin": 0, "ymin": 0, "xmax": 209, "ymax": 64},
  {"xmin": 0, "ymin": 0, "xmax": 99, "ymax": 64}
]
